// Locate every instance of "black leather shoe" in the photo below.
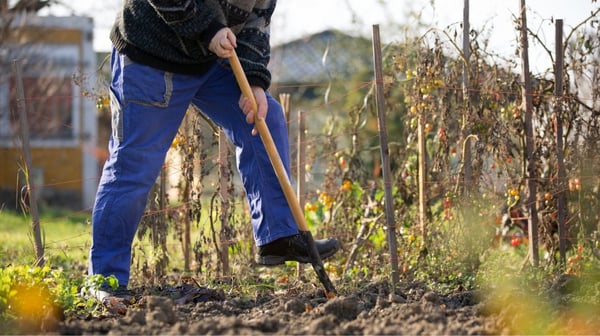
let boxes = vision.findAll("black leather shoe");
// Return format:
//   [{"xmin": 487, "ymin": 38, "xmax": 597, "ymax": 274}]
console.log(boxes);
[{"xmin": 256, "ymin": 233, "xmax": 341, "ymax": 266}]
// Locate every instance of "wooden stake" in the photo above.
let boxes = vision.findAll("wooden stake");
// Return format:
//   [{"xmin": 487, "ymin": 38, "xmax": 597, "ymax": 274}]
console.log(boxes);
[
  {"xmin": 519, "ymin": 0, "xmax": 539, "ymax": 266},
  {"xmin": 372, "ymin": 24, "xmax": 400, "ymax": 287},
  {"xmin": 554, "ymin": 19, "xmax": 567, "ymax": 265},
  {"xmin": 219, "ymin": 129, "xmax": 230, "ymax": 275},
  {"xmin": 460, "ymin": 0, "xmax": 474, "ymax": 196},
  {"xmin": 296, "ymin": 109, "xmax": 306, "ymax": 279},
  {"xmin": 182, "ymin": 115, "xmax": 191, "ymax": 272},
  {"xmin": 13, "ymin": 59, "xmax": 44, "ymax": 267}
]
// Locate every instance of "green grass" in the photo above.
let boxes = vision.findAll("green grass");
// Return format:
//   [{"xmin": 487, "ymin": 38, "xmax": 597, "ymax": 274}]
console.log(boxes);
[
  {"xmin": 0, "ymin": 208, "xmax": 91, "ymax": 268},
  {"xmin": 0, "ymin": 204, "xmax": 230, "ymax": 279}
]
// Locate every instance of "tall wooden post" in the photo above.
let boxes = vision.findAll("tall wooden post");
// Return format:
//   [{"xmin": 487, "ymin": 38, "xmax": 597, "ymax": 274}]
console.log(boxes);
[
  {"xmin": 372, "ymin": 24, "xmax": 400, "ymax": 287},
  {"xmin": 554, "ymin": 19, "xmax": 567, "ymax": 265},
  {"xmin": 13, "ymin": 59, "xmax": 44, "ymax": 267},
  {"xmin": 519, "ymin": 0, "xmax": 539, "ymax": 266},
  {"xmin": 157, "ymin": 168, "xmax": 167, "ymax": 280},
  {"xmin": 182, "ymin": 115, "xmax": 192, "ymax": 272},
  {"xmin": 460, "ymin": 0, "xmax": 473, "ymax": 196},
  {"xmin": 296, "ymin": 109, "xmax": 306, "ymax": 279},
  {"xmin": 417, "ymin": 101, "xmax": 428, "ymax": 241},
  {"xmin": 219, "ymin": 130, "xmax": 230, "ymax": 275}
]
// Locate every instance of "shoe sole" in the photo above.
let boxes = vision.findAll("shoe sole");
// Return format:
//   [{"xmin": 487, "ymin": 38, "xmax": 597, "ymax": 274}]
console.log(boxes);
[{"xmin": 256, "ymin": 246, "xmax": 339, "ymax": 266}]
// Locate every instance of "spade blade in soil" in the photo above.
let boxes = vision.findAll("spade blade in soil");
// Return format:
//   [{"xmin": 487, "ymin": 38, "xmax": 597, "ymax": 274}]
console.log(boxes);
[{"xmin": 300, "ymin": 230, "xmax": 337, "ymax": 296}]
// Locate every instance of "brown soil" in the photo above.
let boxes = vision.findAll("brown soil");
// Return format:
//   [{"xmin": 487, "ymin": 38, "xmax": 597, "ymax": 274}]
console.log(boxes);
[
  {"xmin": 56, "ymin": 280, "xmax": 505, "ymax": 335},
  {"xmin": 9, "ymin": 272, "xmax": 599, "ymax": 335}
]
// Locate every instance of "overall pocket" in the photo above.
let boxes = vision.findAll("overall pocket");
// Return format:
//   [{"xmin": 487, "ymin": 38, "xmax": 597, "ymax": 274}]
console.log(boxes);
[{"xmin": 121, "ymin": 55, "xmax": 173, "ymax": 108}]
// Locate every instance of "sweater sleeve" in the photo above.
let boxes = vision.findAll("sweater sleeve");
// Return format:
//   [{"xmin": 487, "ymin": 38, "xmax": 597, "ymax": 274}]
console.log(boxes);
[
  {"xmin": 147, "ymin": 0, "xmax": 225, "ymax": 43},
  {"xmin": 235, "ymin": 1, "xmax": 276, "ymax": 89}
]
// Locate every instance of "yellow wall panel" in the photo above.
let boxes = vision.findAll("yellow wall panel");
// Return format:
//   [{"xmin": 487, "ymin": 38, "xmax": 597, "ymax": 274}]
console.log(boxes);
[
  {"xmin": 7, "ymin": 28, "xmax": 82, "ymax": 45},
  {"xmin": 0, "ymin": 147, "xmax": 81, "ymax": 191}
]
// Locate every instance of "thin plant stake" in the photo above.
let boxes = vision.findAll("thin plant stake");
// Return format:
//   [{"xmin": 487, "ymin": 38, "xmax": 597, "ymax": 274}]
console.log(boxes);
[
  {"xmin": 372, "ymin": 25, "xmax": 399, "ymax": 288},
  {"xmin": 13, "ymin": 59, "xmax": 44, "ymax": 267}
]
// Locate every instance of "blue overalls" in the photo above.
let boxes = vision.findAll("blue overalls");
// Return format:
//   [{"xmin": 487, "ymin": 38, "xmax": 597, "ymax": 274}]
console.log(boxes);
[{"xmin": 89, "ymin": 49, "xmax": 298, "ymax": 286}]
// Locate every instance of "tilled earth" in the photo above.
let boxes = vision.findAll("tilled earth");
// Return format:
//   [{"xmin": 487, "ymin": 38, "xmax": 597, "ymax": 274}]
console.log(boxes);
[
  {"xmin": 11, "ymin": 273, "xmax": 600, "ymax": 335},
  {"xmin": 58, "ymin": 280, "xmax": 504, "ymax": 335}
]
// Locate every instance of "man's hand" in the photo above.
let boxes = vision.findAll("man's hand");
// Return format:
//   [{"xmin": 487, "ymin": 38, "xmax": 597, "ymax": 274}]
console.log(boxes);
[
  {"xmin": 212, "ymin": 28, "xmax": 264, "ymax": 136},
  {"xmin": 209, "ymin": 28, "xmax": 236, "ymax": 58},
  {"xmin": 239, "ymin": 86, "xmax": 268, "ymax": 136}
]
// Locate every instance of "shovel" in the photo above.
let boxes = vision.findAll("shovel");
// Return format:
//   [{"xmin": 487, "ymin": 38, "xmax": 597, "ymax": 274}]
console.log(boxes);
[{"xmin": 229, "ymin": 51, "xmax": 337, "ymax": 297}]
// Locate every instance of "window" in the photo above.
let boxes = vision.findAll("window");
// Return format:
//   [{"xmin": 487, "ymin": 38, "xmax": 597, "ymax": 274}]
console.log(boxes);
[{"xmin": 9, "ymin": 76, "xmax": 73, "ymax": 140}]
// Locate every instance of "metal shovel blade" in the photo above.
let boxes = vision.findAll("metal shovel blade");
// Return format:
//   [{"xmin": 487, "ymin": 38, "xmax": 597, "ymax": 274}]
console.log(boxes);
[{"xmin": 300, "ymin": 230, "xmax": 338, "ymax": 296}]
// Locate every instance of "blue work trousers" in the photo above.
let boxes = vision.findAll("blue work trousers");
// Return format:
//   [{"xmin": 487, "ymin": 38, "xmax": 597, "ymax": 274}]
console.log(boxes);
[{"xmin": 89, "ymin": 49, "xmax": 298, "ymax": 285}]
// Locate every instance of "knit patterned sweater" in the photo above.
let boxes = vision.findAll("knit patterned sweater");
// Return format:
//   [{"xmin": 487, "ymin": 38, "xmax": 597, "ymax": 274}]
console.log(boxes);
[{"xmin": 110, "ymin": 0, "xmax": 276, "ymax": 89}]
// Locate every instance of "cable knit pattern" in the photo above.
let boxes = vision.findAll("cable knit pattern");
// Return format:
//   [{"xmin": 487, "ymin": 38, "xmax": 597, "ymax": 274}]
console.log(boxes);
[{"xmin": 110, "ymin": 0, "xmax": 276, "ymax": 89}]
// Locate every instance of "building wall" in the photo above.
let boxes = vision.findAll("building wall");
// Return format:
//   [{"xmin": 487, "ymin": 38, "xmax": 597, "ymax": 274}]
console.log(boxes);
[
  {"xmin": 0, "ymin": 147, "xmax": 81, "ymax": 208},
  {"xmin": 0, "ymin": 14, "xmax": 97, "ymax": 209},
  {"xmin": 0, "ymin": 147, "xmax": 81, "ymax": 189}
]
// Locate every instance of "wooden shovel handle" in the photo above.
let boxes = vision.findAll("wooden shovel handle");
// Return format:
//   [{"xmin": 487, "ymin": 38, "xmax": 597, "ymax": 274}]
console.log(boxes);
[
  {"xmin": 229, "ymin": 52, "xmax": 309, "ymax": 232},
  {"xmin": 229, "ymin": 52, "xmax": 338, "ymax": 296}
]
